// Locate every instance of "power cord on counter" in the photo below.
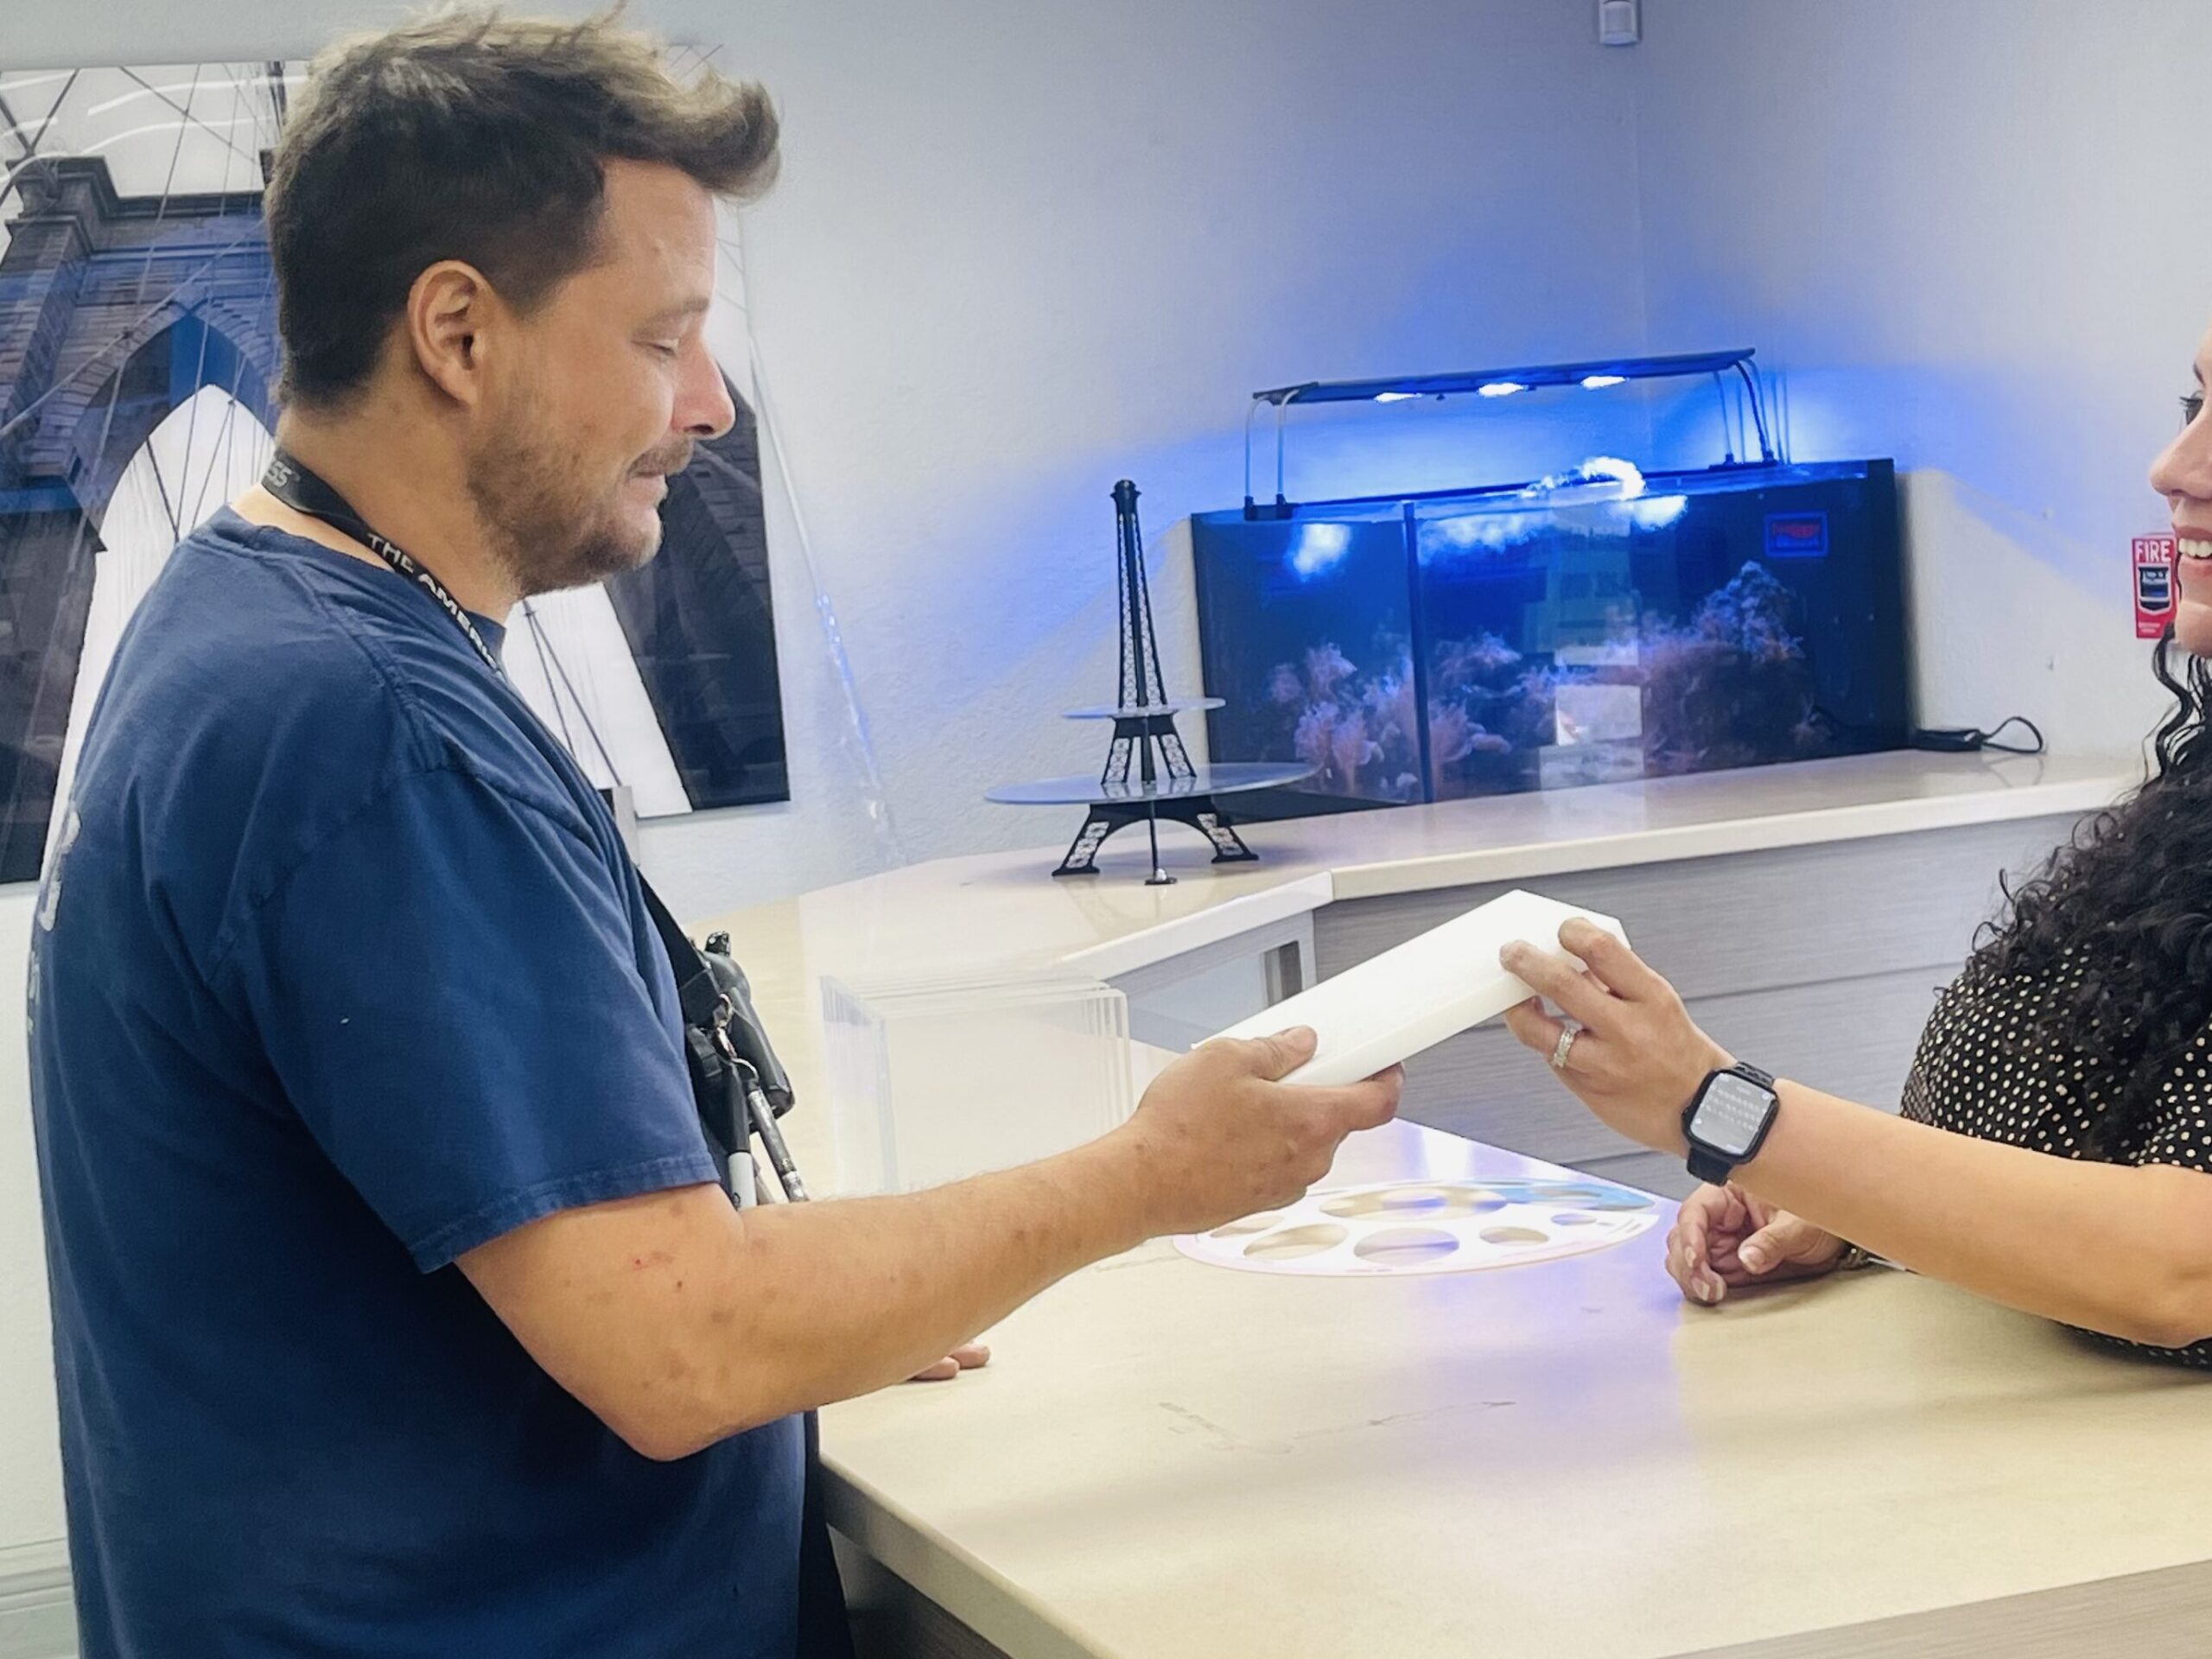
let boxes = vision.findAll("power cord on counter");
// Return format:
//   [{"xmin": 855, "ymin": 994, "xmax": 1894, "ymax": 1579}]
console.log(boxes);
[{"xmin": 1909, "ymin": 715, "xmax": 2046, "ymax": 756}]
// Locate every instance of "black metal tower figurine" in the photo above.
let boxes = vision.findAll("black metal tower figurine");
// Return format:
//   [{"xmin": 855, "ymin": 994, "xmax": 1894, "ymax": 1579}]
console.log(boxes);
[{"xmin": 987, "ymin": 480, "xmax": 1313, "ymax": 885}]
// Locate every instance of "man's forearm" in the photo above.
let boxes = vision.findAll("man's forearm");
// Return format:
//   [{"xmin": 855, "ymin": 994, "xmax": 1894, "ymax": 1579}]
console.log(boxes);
[
  {"xmin": 464, "ymin": 1135, "xmax": 1147, "ymax": 1460},
  {"xmin": 464, "ymin": 1031, "xmax": 1394, "ymax": 1462},
  {"xmin": 1743, "ymin": 1084, "xmax": 2212, "ymax": 1347},
  {"xmin": 719, "ymin": 1136, "xmax": 1144, "ymax": 1424}
]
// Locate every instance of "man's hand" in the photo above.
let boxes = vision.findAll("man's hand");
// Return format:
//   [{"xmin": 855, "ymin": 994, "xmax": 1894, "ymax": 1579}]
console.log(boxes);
[
  {"xmin": 1498, "ymin": 918, "xmax": 1732, "ymax": 1154},
  {"xmin": 1667, "ymin": 1183, "xmax": 1844, "ymax": 1305},
  {"xmin": 1108, "ymin": 1028, "xmax": 1403, "ymax": 1238},
  {"xmin": 909, "ymin": 1343, "xmax": 990, "ymax": 1383}
]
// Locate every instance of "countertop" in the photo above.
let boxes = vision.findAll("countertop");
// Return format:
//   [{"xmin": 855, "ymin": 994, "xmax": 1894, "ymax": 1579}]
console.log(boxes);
[
  {"xmin": 683, "ymin": 749, "xmax": 2195, "ymax": 1657},
  {"xmin": 819, "ymin": 1119, "xmax": 2212, "ymax": 1659},
  {"xmin": 702, "ymin": 749, "xmax": 2133, "ymax": 1007}
]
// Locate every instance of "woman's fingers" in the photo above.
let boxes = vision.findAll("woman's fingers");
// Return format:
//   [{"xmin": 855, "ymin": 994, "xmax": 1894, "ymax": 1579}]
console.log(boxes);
[
  {"xmin": 1501, "ymin": 995, "xmax": 1571, "ymax": 1060},
  {"xmin": 1738, "ymin": 1213, "xmax": 1838, "ymax": 1275},
  {"xmin": 1670, "ymin": 1187, "xmax": 1728, "ymax": 1305},
  {"xmin": 1671, "ymin": 1184, "xmax": 1767, "ymax": 1305},
  {"xmin": 1556, "ymin": 918, "xmax": 1669, "ymax": 1002},
  {"xmin": 1499, "ymin": 941, "xmax": 1614, "ymax": 1030}
]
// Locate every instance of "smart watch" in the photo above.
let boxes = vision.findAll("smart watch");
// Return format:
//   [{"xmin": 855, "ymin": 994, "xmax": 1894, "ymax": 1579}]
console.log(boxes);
[{"xmin": 1681, "ymin": 1062, "xmax": 1781, "ymax": 1185}]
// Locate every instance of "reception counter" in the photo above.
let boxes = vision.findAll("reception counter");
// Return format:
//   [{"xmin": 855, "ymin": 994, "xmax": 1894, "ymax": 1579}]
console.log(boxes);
[
  {"xmin": 707, "ymin": 748, "xmax": 2136, "ymax": 1201},
  {"xmin": 694, "ymin": 751, "xmax": 2212, "ymax": 1658}
]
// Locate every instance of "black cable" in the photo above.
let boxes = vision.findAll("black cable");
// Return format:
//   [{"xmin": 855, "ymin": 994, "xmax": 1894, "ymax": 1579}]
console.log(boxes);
[
  {"xmin": 1910, "ymin": 715, "xmax": 2046, "ymax": 756},
  {"xmin": 1732, "ymin": 360, "xmax": 1775, "ymax": 462},
  {"xmin": 1979, "ymin": 715, "xmax": 2046, "ymax": 756}
]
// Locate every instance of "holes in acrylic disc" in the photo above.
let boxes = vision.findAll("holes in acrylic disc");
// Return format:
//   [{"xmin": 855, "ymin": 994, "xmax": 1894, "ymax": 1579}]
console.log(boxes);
[
  {"xmin": 1320, "ymin": 1184, "xmax": 1500, "ymax": 1221},
  {"xmin": 1210, "ymin": 1213, "xmax": 1281, "ymax": 1238},
  {"xmin": 1243, "ymin": 1224, "xmax": 1347, "ymax": 1261},
  {"xmin": 1352, "ymin": 1228, "xmax": 1460, "ymax": 1268}
]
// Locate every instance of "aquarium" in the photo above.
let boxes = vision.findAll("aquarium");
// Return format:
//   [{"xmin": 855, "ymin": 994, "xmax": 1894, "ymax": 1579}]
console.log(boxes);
[{"xmin": 1192, "ymin": 460, "xmax": 1906, "ymax": 816}]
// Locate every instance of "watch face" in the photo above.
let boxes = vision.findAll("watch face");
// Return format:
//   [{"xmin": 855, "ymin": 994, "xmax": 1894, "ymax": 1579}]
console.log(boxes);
[{"xmin": 1691, "ymin": 1072, "xmax": 1773, "ymax": 1158}]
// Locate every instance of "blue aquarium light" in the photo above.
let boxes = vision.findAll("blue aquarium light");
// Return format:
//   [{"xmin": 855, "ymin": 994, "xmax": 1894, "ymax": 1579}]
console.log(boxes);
[
  {"xmin": 1252, "ymin": 348, "xmax": 1755, "ymax": 408},
  {"xmin": 1243, "ymin": 347, "xmax": 1773, "ymax": 518}
]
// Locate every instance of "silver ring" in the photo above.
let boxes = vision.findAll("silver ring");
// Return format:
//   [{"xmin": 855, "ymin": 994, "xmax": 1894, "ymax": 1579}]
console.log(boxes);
[{"xmin": 1549, "ymin": 1025, "xmax": 1580, "ymax": 1071}]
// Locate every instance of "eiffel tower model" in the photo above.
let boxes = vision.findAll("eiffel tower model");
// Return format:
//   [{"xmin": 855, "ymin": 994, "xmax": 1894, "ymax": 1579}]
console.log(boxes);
[{"xmin": 988, "ymin": 480, "xmax": 1314, "ymax": 885}]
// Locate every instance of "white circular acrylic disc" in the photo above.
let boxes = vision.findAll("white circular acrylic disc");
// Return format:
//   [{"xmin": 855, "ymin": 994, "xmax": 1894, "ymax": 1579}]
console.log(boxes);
[{"xmin": 1173, "ymin": 1177, "xmax": 1660, "ymax": 1279}]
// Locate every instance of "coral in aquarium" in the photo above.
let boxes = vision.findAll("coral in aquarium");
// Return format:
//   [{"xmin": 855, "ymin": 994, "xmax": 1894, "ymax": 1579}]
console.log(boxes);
[
  {"xmin": 1247, "ymin": 557, "xmax": 1851, "ymax": 804},
  {"xmin": 1422, "ymin": 630, "xmax": 1534, "ymax": 791},
  {"xmin": 1265, "ymin": 639, "xmax": 1424, "ymax": 801},
  {"xmin": 1640, "ymin": 563, "xmax": 1831, "ymax": 774},
  {"xmin": 1414, "ymin": 564, "xmax": 1834, "ymax": 793}
]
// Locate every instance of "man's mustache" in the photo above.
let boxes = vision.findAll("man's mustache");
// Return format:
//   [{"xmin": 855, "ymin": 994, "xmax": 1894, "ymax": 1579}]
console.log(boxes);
[{"xmin": 632, "ymin": 442, "xmax": 695, "ymax": 478}]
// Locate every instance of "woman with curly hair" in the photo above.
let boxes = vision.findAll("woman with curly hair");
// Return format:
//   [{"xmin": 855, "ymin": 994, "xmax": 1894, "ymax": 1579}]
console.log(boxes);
[{"xmin": 1501, "ymin": 330, "xmax": 2212, "ymax": 1359}]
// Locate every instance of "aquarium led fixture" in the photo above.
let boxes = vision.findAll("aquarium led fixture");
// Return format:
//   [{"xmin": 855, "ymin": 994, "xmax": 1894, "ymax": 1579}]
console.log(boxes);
[{"xmin": 1243, "ymin": 348, "xmax": 1774, "ymax": 519}]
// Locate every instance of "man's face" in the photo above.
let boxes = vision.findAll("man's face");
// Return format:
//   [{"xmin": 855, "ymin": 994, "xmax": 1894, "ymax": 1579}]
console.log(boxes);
[{"xmin": 467, "ymin": 159, "xmax": 734, "ymax": 597}]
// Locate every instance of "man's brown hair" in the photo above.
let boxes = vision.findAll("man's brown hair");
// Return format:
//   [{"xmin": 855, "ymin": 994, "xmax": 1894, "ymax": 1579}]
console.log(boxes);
[{"xmin": 263, "ymin": 6, "xmax": 779, "ymax": 408}]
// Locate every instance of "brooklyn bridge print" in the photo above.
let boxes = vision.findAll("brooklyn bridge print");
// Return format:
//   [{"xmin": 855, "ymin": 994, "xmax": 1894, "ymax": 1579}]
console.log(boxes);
[{"xmin": 0, "ymin": 60, "xmax": 790, "ymax": 885}]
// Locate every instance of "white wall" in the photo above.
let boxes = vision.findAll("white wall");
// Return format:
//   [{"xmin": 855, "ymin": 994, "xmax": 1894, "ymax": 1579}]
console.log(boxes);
[
  {"xmin": 1632, "ymin": 0, "xmax": 2212, "ymax": 753},
  {"xmin": 654, "ymin": 0, "xmax": 1657, "ymax": 903}
]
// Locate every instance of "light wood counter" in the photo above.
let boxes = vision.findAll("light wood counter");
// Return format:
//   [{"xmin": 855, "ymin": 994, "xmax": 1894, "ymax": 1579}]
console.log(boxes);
[
  {"xmin": 689, "ymin": 750, "xmax": 2208, "ymax": 1656},
  {"xmin": 822, "ymin": 1120, "xmax": 2212, "ymax": 1659}
]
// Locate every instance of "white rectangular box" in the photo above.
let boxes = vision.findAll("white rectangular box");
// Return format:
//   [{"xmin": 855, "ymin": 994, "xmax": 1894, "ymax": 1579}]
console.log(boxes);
[{"xmin": 1208, "ymin": 888, "xmax": 1627, "ymax": 1086}]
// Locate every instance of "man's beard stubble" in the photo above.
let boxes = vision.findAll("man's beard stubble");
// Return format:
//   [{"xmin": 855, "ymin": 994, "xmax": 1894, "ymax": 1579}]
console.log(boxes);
[{"xmin": 465, "ymin": 429, "xmax": 692, "ymax": 600}]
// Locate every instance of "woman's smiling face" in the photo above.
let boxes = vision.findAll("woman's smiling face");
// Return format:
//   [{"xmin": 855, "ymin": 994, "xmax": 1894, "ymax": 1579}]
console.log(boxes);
[{"xmin": 2151, "ymin": 323, "xmax": 2212, "ymax": 655}]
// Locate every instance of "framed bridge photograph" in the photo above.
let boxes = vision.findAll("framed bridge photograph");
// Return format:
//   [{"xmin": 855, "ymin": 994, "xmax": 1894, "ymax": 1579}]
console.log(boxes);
[{"xmin": 0, "ymin": 58, "xmax": 791, "ymax": 887}]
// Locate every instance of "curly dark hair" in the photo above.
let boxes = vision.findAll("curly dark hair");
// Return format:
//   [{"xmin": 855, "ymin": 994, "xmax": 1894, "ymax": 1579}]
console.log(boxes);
[{"xmin": 1974, "ymin": 627, "xmax": 2212, "ymax": 1152}]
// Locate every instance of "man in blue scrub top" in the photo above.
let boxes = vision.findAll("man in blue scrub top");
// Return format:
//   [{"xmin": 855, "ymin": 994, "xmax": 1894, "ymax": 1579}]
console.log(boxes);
[{"xmin": 25, "ymin": 11, "xmax": 1401, "ymax": 1657}]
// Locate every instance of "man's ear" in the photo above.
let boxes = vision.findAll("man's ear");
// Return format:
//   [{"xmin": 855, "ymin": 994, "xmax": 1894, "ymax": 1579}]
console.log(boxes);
[{"xmin": 405, "ymin": 260, "xmax": 496, "ymax": 406}]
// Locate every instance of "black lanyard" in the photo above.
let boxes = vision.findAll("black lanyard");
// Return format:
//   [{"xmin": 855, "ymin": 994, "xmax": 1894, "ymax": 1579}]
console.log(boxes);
[{"xmin": 260, "ymin": 448, "xmax": 505, "ymax": 679}]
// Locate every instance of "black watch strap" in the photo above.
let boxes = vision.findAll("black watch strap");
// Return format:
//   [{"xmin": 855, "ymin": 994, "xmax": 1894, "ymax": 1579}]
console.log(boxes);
[
  {"xmin": 1684, "ymin": 1063, "xmax": 1779, "ymax": 1185},
  {"xmin": 1687, "ymin": 1144, "xmax": 1738, "ymax": 1185}
]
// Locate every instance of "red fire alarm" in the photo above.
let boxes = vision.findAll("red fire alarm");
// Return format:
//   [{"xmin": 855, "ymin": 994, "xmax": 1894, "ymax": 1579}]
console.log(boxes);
[{"xmin": 2135, "ymin": 533, "xmax": 2177, "ymax": 639}]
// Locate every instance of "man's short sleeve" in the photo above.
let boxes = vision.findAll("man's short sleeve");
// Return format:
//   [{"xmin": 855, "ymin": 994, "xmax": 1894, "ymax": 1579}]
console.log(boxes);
[{"xmin": 223, "ymin": 765, "xmax": 717, "ymax": 1269}]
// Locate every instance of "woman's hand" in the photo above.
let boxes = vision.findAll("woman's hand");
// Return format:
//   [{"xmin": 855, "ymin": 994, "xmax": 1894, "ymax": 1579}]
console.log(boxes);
[
  {"xmin": 1669, "ymin": 1184, "xmax": 1845, "ymax": 1305},
  {"xmin": 1499, "ymin": 918, "xmax": 1733, "ymax": 1154}
]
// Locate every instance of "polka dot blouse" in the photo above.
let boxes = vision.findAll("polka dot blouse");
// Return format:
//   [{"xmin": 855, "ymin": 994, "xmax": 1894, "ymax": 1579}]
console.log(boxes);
[{"xmin": 1902, "ymin": 947, "xmax": 2212, "ymax": 1365}]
